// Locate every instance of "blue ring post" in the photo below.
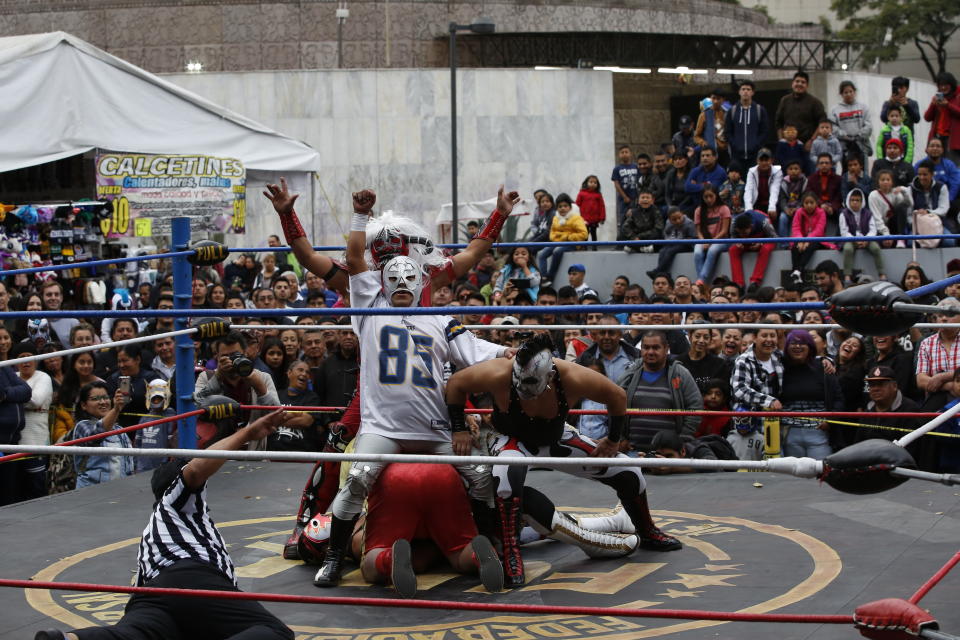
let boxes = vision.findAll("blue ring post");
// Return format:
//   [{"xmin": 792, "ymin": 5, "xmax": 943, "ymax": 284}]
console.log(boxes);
[{"xmin": 172, "ymin": 217, "xmax": 197, "ymax": 449}]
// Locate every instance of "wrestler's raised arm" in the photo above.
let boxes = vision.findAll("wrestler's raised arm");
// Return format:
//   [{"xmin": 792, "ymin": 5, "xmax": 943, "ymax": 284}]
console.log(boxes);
[
  {"xmin": 346, "ymin": 190, "xmax": 376, "ymax": 276},
  {"xmin": 441, "ymin": 185, "xmax": 521, "ymax": 285},
  {"xmin": 263, "ymin": 177, "xmax": 352, "ymax": 295}
]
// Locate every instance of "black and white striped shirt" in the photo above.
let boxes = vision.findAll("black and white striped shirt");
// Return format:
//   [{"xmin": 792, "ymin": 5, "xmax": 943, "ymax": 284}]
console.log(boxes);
[{"xmin": 136, "ymin": 473, "xmax": 236, "ymax": 586}]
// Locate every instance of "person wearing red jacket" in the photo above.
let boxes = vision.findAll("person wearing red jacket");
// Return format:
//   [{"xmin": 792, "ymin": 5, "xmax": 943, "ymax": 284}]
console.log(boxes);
[
  {"xmin": 576, "ymin": 175, "xmax": 606, "ymax": 249},
  {"xmin": 806, "ymin": 153, "xmax": 843, "ymax": 218},
  {"xmin": 789, "ymin": 191, "xmax": 837, "ymax": 284},
  {"xmin": 925, "ymin": 71, "xmax": 960, "ymax": 164}
]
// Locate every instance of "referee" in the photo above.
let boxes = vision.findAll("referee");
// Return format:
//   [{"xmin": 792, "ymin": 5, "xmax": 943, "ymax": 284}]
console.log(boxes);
[{"xmin": 36, "ymin": 409, "xmax": 295, "ymax": 640}]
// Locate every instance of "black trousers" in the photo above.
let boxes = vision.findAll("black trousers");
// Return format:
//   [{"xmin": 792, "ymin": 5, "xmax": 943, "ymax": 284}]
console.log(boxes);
[{"xmin": 73, "ymin": 561, "xmax": 293, "ymax": 640}]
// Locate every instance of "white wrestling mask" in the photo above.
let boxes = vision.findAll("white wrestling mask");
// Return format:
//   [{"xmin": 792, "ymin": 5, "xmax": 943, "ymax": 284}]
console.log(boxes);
[{"xmin": 381, "ymin": 255, "xmax": 424, "ymax": 306}]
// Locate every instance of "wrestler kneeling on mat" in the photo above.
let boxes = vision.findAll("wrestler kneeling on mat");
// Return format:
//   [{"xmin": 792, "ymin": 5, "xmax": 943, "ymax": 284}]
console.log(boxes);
[
  {"xmin": 446, "ymin": 334, "xmax": 681, "ymax": 588},
  {"xmin": 298, "ymin": 462, "xmax": 639, "ymax": 597}
]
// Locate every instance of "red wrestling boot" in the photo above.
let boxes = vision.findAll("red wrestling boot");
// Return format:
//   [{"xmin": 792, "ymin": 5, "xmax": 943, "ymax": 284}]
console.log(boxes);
[
  {"xmin": 496, "ymin": 496, "xmax": 525, "ymax": 588},
  {"xmin": 623, "ymin": 491, "xmax": 682, "ymax": 551}
]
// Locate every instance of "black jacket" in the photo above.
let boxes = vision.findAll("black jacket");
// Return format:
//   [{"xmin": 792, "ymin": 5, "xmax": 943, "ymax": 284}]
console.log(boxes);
[{"xmin": 0, "ymin": 366, "xmax": 32, "ymax": 444}]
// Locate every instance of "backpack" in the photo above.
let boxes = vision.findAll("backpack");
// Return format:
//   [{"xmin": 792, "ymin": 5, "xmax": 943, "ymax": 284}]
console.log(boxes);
[
  {"xmin": 913, "ymin": 211, "xmax": 943, "ymax": 248},
  {"xmin": 698, "ymin": 434, "xmax": 739, "ymax": 461},
  {"xmin": 46, "ymin": 427, "xmax": 78, "ymax": 494}
]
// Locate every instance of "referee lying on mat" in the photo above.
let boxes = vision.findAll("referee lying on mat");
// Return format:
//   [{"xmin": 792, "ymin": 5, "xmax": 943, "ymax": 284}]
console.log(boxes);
[{"xmin": 35, "ymin": 409, "xmax": 295, "ymax": 640}]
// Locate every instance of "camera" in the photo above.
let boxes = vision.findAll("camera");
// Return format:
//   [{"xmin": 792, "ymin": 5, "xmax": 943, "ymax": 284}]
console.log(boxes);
[
  {"xmin": 935, "ymin": 92, "xmax": 945, "ymax": 101},
  {"xmin": 226, "ymin": 351, "xmax": 253, "ymax": 377}
]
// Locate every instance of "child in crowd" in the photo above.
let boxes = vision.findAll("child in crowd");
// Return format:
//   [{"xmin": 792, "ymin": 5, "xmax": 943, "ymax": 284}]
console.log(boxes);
[
  {"xmin": 728, "ymin": 210, "xmax": 777, "ymax": 289},
  {"xmin": 807, "ymin": 152, "xmax": 843, "ymax": 219},
  {"xmin": 777, "ymin": 159, "xmax": 808, "ymax": 237},
  {"xmin": 539, "ymin": 192, "xmax": 587, "ymax": 283},
  {"xmin": 876, "ymin": 107, "xmax": 914, "ymax": 163},
  {"xmin": 576, "ymin": 174, "xmax": 606, "ymax": 248},
  {"xmin": 651, "ymin": 206, "xmax": 697, "ymax": 278},
  {"xmin": 809, "ymin": 119, "xmax": 843, "ymax": 172},
  {"xmin": 775, "ymin": 123, "xmax": 810, "ymax": 175},
  {"xmin": 619, "ymin": 189, "xmax": 663, "ymax": 253},
  {"xmin": 611, "ymin": 145, "xmax": 639, "ymax": 229},
  {"xmin": 872, "ymin": 138, "xmax": 915, "ymax": 187},
  {"xmin": 693, "ymin": 185, "xmax": 732, "ymax": 287},
  {"xmin": 726, "ymin": 412, "xmax": 764, "ymax": 461},
  {"xmin": 839, "ymin": 188, "xmax": 886, "ymax": 284},
  {"xmin": 697, "ymin": 378, "xmax": 732, "ymax": 438},
  {"xmin": 868, "ymin": 168, "xmax": 912, "ymax": 238},
  {"xmin": 718, "ymin": 161, "xmax": 746, "ymax": 215},
  {"xmin": 789, "ymin": 191, "xmax": 835, "ymax": 284},
  {"xmin": 840, "ymin": 154, "xmax": 873, "ymax": 200}
]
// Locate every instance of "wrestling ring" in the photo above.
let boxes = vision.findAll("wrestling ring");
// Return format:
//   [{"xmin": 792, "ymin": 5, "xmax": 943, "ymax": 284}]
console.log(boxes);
[{"xmin": 1, "ymin": 225, "xmax": 960, "ymax": 640}]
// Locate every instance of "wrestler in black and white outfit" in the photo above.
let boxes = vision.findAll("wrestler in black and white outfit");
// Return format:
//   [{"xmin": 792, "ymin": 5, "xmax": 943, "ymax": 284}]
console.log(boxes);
[{"xmin": 446, "ymin": 334, "xmax": 682, "ymax": 588}]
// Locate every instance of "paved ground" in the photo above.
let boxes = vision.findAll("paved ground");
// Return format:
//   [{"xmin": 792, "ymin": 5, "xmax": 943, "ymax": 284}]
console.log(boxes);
[{"xmin": 2, "ymin": 462, "xmax": 958, "ymax": 640}]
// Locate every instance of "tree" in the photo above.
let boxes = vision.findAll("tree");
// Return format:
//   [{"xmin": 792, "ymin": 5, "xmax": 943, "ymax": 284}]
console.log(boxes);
[{"xmin": 830, "ymin": 0, "xmax": 959, "ymax": 82}]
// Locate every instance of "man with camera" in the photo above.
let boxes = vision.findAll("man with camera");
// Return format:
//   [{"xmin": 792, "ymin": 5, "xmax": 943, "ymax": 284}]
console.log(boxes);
[{"xmin": 194, "ymin": 331, "xmax": 280, "ymax": 448}]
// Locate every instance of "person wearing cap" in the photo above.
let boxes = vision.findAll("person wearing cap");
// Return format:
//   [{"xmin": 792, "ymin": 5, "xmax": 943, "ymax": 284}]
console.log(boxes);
[
  {"xmin": 744, "ymin": 148, "xmax": 783, "ymax": 222},
  {"xmin": 871, "ymin": 137, "xmax": 915, "ymax": 187},
  {"xmin": 694, "ymin": 88, "xmax": 730, "ymax": 165},
  {"xmin": 916, "ymin": 298, "xmax": 960, "ymax": 405},
  {"xmin": 672, "ymin": 115, "xmax": 698, "ymax": 163},
  {"xmin": 725, "ymin": 80, "xmax": 769, "ymax": 170},
  {"xmin": 858, "ymin": 365, "xmax": 922, "ymax": 445},
  {"xmin": 12, "ymin": 340, "xmax": 53, "ymax": 501},
  {"xmin": 566, "ymin": 263, "xmax": 597, "ymax": 299}
]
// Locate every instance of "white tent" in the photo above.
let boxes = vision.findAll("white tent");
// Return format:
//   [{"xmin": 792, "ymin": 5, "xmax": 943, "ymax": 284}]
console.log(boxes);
[
  {"xmin": 434, "ymin": 196, "xmax": 537, "ymax": 243},
  {"xmin": 0, "ymin": 32, "xmax": 320, "ymax": 173}
]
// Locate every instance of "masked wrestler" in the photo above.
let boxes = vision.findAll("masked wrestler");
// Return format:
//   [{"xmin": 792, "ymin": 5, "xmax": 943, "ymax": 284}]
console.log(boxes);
[
  {"xmin": 263, "ymin": 183, "xmax": 520, "ymax": 559},
  {"xmin": 446, "ymin": 334, "xmax": 682, "ymax": 588},
  {"xmin": 310, "ymin": 196, "xmax": 519, "ymax": 589}
]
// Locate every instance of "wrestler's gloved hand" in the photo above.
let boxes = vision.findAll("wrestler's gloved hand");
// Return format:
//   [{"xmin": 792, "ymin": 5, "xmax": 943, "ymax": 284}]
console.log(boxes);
[
  {"xmin": 854, "ymin": 598, "xmax": 938, "ymax": 640},
  {"xmin": 827, "ymin": 282, "xmax": 922, "ymax": 337},
  {"xmin": 324, "ymin": 422, "xmax": 351, "ymax": 453},
  {"xmin": 819, "ymin": 439, "xmax": 916, "ymax": 495}
]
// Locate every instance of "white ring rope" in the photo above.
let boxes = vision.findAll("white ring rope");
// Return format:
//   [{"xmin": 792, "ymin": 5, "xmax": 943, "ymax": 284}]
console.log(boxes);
[
  {"xmin": 895, "ymin": 399, "xmax": 960, "ymax": 448},
  {"xmin": 2, "ymin": 322, "xmax": 952, "ymax": 366},
  {"xmin": 0, "ymin": 327, "xmax": 196, "ymax": 368},
  {"xmin": 0, "ymin": 443, "xmax": 824, "ymax": 477}
]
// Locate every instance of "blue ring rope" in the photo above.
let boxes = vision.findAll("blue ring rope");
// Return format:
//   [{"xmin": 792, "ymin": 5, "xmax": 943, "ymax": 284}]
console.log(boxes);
[
  {"xmin": 0, "ymin": 302, "xmax": 835, "ymax": 319},
  {"xmin": 0, "ymin": 250, "xmax": 195, "ymax": 278},
  {"xmin": 228, "ymin": 233, "xmax": 959, "ymax": 253}
]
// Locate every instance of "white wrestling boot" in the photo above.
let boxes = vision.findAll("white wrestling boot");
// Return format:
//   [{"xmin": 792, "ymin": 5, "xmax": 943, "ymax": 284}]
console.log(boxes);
[{"xmin": 575, "ymin": 502, "xmax": 636, "ymax": 535}]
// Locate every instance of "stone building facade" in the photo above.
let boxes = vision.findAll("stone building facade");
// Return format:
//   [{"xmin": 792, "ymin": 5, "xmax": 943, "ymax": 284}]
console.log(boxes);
[{"xmin": 0, "ymin": 0, "xmax": 818, "ymax": 74}]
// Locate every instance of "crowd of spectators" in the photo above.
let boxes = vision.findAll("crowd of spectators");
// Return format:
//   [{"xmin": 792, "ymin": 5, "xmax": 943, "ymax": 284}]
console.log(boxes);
[
  {"xmin": 593, "ymin": 72, "xmax": 960, "ymax": 289},
  {"xmin": 1, "ymin": 71, "xmax": 959, "ymax": 506}
]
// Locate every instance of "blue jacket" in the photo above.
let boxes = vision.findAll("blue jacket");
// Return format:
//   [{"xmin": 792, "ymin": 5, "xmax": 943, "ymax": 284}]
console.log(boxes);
[
  {"xmin": 725, "ymin": 102, "xmax": 770, "ymax": 161},
  {"xmin": 734, "ymin": 210, "xmax": 777, "ymax": 238},
  {"xmin": 0, "ymin": 366, "xmax": 32, "ymax": 445},
  {"xmin": 841, "ymin": 171, "xmax": 873, "ymax": 201},
  {"xmin": 684, "ymin": 164, "xmax": 728, "ymax": 194},
  {"xmin": 775, "ymin": 140, "xmax": 811, "ymax": 175},
  {"xmin": 917, "ymin": 156, "xmax": 960, "ymax": 201}
]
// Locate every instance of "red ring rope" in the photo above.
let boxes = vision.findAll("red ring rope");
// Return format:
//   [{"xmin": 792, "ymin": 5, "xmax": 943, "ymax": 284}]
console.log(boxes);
[
  {"xmin": 240, "ymin": 404, "xmax": 939, "ymax": 418},
  {"xmin": 909, "ymin": 550, "xmax": 960, "ymax": 604},
  {"xmin": 0, "ymin": 579, "xmax": 853, "ymax": 624},
  {"xmin": 0, "ymin": 409, "xmax": 204, "ymax": 465}
]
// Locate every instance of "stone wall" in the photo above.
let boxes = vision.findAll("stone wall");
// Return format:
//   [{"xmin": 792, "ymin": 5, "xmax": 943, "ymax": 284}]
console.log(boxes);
[
  {"xmin": 0, "ymin": 0, "xmax": 793, "ymax": 73},
  {"xmin": 166, "ymin": 67, "xmax": 617, "ymax": 245}
]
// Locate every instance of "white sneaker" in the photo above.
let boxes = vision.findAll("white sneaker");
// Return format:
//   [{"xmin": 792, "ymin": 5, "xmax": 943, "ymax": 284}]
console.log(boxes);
[
  {"xmin": 575, "ymin": 502, "xmax": 636, "ymax": 534},
  {"xmin": 639, "ymin": 245, "xmax": 655, "ymax": 253}
]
